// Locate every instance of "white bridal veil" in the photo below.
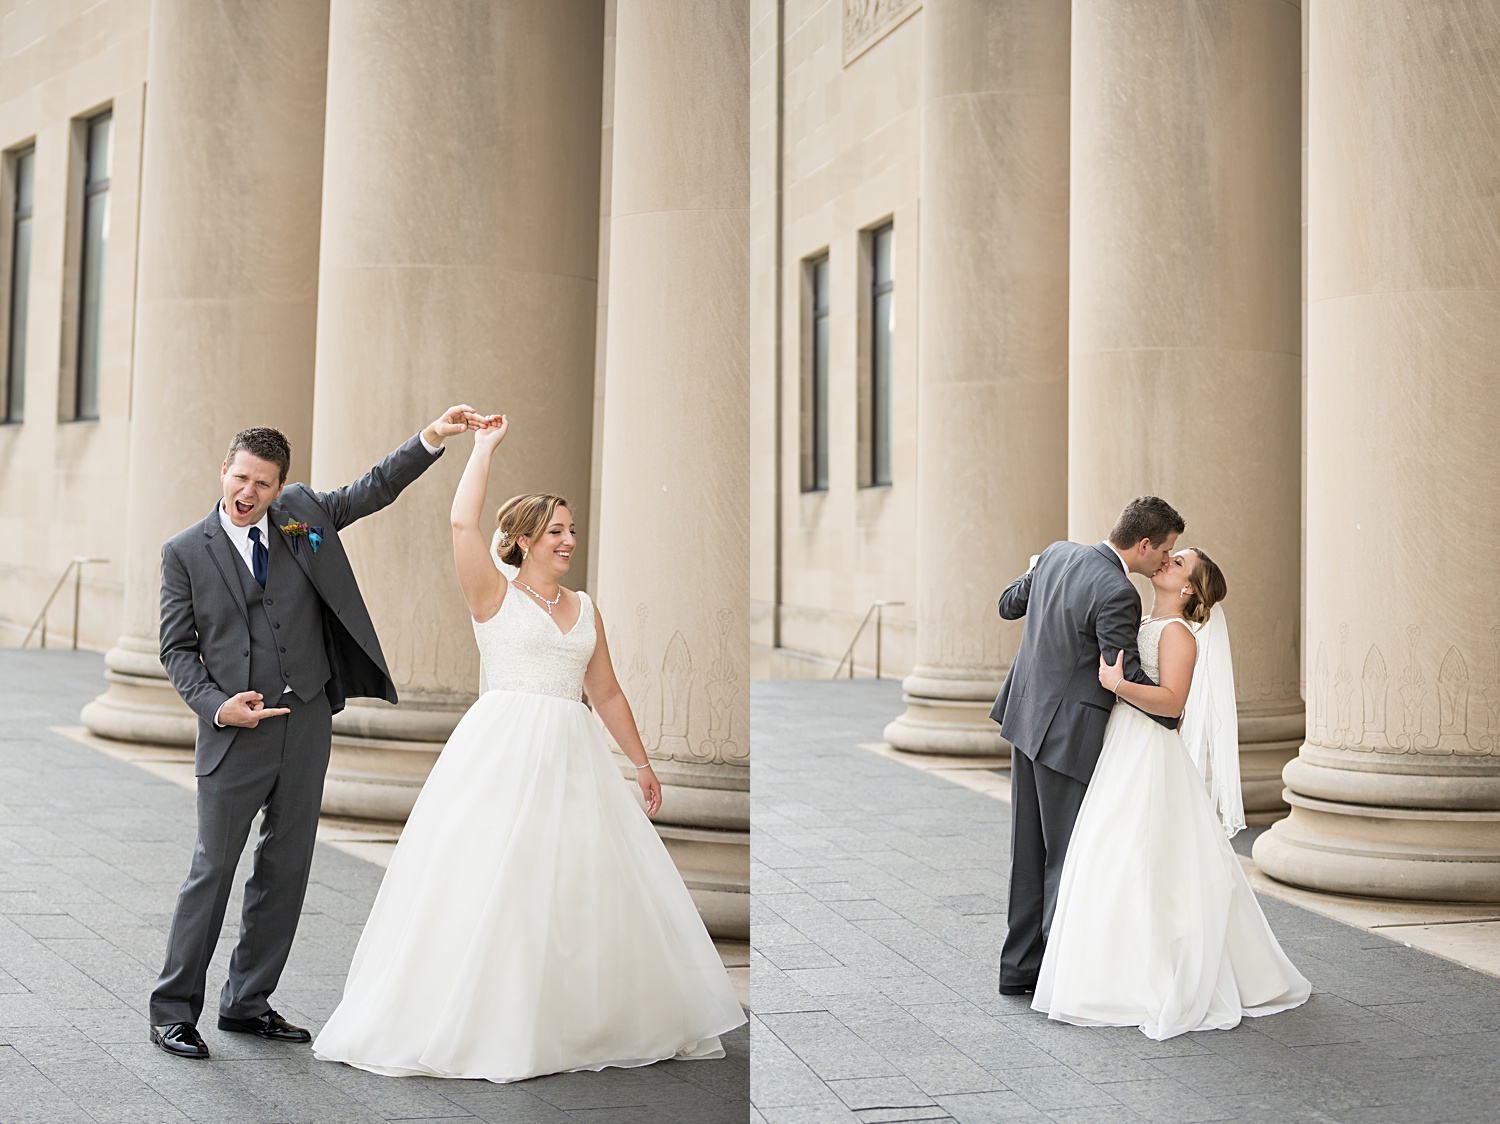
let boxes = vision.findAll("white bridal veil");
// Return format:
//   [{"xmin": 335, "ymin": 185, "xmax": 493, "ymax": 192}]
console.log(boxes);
[{"xmin": 1180, "ymin": 604, "xmax": 1245, "ymax": 837}]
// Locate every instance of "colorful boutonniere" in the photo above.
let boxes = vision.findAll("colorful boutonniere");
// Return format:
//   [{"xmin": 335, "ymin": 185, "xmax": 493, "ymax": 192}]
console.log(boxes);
[{"xmin": 280, "ymin": 520, "xmax": 324, "ymax": 555}]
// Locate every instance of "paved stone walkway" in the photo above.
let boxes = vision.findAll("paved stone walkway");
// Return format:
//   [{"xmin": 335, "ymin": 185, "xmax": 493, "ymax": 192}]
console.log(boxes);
[
  {"xmin": 751, "ymin": 679, "xmax": 1500, "ymax": 1124},
  {"xmin": 0, "ymin": 650, "xmax": 747, "ymax": 1124}
]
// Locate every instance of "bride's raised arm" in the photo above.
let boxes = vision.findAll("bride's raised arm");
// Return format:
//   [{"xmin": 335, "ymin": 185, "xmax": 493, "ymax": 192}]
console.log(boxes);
[
  {"xmin": 450, "ymin": 414, "xmax": 508, "ymax": 623},
  {"xmin": 1100, "ymin": 620, "xmax": 1196, "ymax": 719}
]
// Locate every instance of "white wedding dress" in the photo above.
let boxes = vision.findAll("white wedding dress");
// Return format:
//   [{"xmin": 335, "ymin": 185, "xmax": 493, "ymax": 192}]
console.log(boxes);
[
  {"xmin": 313, "ymin": 587, "xmax": 746, "ymax": 1081},
  {"xmin": 1032, "ymin": 617, "xmax": 1310, "ymax": 1040}
]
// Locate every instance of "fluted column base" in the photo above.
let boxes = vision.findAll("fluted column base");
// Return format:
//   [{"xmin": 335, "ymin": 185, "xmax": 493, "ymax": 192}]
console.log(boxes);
[
  {"xmin": 1239, "ymin": 702, "xmax": 1304, "ymax": 824},
  {"xmin": 884, "ymin": 665, "xmax": 1009, "ymax": 757},
  {"xmin": 613, "ymin": 754, "xmax": 748, "ymax": 939},
  {"xmin": 656, "ymin": 823, "xmax": 749, "ymax": 941},
  {"xmin": 81, "ymin": 634, "xmax": 196, "ymax": 746},
  {"xmin": 1253, "ymin": 746, "xmax": 1500, "ymax": 903},
  {"xmin": 323, "ymin": 697, "xmax": 465, "ymax": 821}
]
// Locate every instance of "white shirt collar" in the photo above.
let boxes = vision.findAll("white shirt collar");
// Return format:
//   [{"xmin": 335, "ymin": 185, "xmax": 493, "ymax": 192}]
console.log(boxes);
[
  {"xmin": 218, "ymin": 501, "xmax": 270, "ymax": 567},
  {"xmin": 1103, "ymin": 541, "xmax": 1131, "ymax": 577}
]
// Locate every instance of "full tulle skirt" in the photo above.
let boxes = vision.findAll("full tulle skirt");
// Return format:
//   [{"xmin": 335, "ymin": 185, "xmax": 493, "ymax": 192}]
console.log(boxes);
[
  {"xmin": 312, "ymin": 689, "xmax": 746, "ymax": 1082},
  {"xmin": 1032, "ymin": 704, "xmax": 1309, "ymax": 1040}
]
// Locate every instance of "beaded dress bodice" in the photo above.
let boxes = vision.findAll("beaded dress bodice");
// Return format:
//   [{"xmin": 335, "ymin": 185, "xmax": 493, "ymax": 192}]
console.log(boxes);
[
  {"xmin": 474, "ymin": 587, "xmax": 596, "ymax": 701},
  {"xmin": 1137, "ymin": 616, "xmax": 1195, "ymax": 683}
]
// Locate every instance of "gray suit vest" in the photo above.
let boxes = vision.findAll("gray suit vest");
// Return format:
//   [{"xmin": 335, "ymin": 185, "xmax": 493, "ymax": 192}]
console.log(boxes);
[{"xmin": 232, "ymin": 528, "xmax": 331, "ymax": 704}]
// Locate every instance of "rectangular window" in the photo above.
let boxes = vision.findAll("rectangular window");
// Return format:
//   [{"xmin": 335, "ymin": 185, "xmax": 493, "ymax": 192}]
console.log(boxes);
[
  {"xmin": 866, "ymin": 222, "xmax": 894, "ymax": 487},
  {"xmin": 801, "ymin": 254, "xmax": 831, "ymax": 492},
  {"xmin": 74, "ymin": 111, "xmax": 111, "ymax": 421},
  {"xmin": 4, "ymin": 146, "xmax": 34, "ymax": 424}
]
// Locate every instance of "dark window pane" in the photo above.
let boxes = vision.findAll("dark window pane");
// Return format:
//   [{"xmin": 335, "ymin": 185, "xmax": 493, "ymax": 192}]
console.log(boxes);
[
  {"xmin": 76, "ymin": 193, "xmax": 107, "ymax": 419},
  {"xmin": 15, "ymin": 147, "xmax": 33, "ymax": 213},
  {"xmin": 869, "ymin": 224, "xmax": 893, "ymax": 486},
  {"xmin": 75, "ymin": 113, "xmax": 111, "ymax": 421},
  {"xmin": 808, "ymin": 255, "xmax": 830, "ymax": 492},
  {"xmin": 873, "ymin": 223, "xmax": 892, "ymax": 286},
  {"xmin": 814, "ymin": 305, "xmax": 830, "ymax": 491},
  {"xmin": 872, "ymin": 288, "xmax": 892, "ymax": 486},
  {"xmin": 86, "ymin": 114, "xmax": 111, "ymax": 188},
  {"xmin": 6, "ymin": 148, "xmax": 33, "ymax": 423}
]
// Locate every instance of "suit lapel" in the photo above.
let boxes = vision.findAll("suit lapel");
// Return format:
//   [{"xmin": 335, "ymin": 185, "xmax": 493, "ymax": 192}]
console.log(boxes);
[
  {"xmin": 1091, "ymin": 541, "xmax": 1128, "ymax": 580},
  {"xmin": 268, "ymin": 500, "xmax": 318, "ymax": 590},
  {"xmin": 202, "ymin": 507, "xmax": 251, "ymax": 624}
]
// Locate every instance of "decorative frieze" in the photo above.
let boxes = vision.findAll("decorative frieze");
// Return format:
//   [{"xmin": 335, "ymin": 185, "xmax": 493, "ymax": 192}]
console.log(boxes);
[{"xmin": 843, "ymin": 0, "xmax": 921, "ymax": 66}]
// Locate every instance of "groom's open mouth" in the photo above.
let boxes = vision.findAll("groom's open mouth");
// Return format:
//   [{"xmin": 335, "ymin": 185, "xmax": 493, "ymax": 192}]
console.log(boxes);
[{"xmin": 234, "ymin": 499, "xmax": 255, "ymax": 517}]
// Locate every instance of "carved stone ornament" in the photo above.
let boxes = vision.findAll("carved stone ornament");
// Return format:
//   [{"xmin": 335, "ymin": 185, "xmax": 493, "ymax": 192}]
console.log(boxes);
[
  {"xmin": 843, "ymin": 0, "xmax": 922, "ymax": 66},
  {"xmin": 1310, "ymin": 622, "xmax": 1500, "ymax": 756}
]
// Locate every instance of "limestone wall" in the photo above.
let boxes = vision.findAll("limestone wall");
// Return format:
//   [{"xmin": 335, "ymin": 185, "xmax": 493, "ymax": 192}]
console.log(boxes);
[
  {"xmin": 0, "ymin": 0, "xmax": 149, "ymax": 650},
  {"xmin": 750, "ymin": 0, "xmax": 922, "ymax": 681}
]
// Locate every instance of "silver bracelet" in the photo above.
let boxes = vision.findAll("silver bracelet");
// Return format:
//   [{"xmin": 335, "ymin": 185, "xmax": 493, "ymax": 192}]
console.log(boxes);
[
  {"xmin": 1112, "ymin": 680, "xmax": 1124, "ymax": 696},
  {"xmin": 635, "ymin": 761, "xmax": 653, "ymax": 771}
]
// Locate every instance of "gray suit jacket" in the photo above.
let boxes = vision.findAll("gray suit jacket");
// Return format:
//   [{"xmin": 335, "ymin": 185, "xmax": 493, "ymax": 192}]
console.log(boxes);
[
  {"xmin": 989, "ymin": 540, "xmax": 1170, "ymax": 784},
  {"xmin": 158, "ymin": 434, "xmax": 442, "ymax": 775}
]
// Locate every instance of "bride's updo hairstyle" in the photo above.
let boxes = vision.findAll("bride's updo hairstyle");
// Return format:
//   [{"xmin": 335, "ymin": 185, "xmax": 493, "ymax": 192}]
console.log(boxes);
[
  {"xmin": 1182, "ymin": 548, "xmax": 1227, "ymax": 626},
  {"xmin": 494, "ymin": 493, "xmax": 571, "ymax": 566}
]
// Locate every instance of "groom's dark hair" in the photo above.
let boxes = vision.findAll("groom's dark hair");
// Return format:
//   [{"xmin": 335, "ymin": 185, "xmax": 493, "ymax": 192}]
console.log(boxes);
[
  {"xmin": 1108, "ymin": 496, "xmax": 1184, "ymax": 549},
  {"xmin": 226, "ymin": 426, "xmax": 292, "ymax": 483}
]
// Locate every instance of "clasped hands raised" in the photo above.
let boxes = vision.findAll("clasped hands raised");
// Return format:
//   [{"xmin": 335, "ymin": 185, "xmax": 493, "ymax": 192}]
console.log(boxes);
[{"xmin": 424, "ymin": 405, "xmax": 508, "ymax": 450}]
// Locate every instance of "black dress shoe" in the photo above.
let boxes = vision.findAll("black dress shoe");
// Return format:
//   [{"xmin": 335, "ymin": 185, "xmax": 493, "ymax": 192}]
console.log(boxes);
[
  {"xmin": 150, "ymin": 1022, "xmax": 210, "ymax": 1059},
  {"xmin": 999, "ymin": 982, "xmax": 1036, "ymax": 996},
  {"xmin": 217, "ymin": 1009, "xmax": 311, "ymax": 1042}
]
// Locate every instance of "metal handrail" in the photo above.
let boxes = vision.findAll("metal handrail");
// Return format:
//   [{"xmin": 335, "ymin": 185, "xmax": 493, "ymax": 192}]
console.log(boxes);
[
  {"xmin": 832, "ymin": 599, "xmax": 905, "ymax": 679},
  {"xmin": 21, "ymin": 556, "xmax": 109, "ymax": 649}
]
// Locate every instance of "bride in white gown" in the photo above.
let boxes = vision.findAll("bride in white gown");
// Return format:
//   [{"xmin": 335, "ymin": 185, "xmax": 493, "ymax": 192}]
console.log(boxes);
[
  {"xmin": 1032, "ymin": 548, "xmax": 1310, "ymax": 1041},
  {"xmin": 313, "ymin": 413, "xmax": 745, "ymax": 1081}
]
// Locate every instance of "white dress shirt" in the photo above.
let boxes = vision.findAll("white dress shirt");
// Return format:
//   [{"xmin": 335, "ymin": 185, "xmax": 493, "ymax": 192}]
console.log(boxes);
[
  {"xmin": 215, "ymin": 504, "xmax": 282, "ymax": 721},
  {"xmin": 1103, "ymin": 541, "xmax": 1131, "ymax": 578},
  {"xmin": 218, "ymin": 503, "xmax": 270, "ymax": 578}
]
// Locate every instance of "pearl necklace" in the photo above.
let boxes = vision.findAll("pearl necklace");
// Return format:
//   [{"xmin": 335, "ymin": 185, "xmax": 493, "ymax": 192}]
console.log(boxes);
[{"xmin": 514, "ymin": 579, "xmax": 562, "ymax": 616}]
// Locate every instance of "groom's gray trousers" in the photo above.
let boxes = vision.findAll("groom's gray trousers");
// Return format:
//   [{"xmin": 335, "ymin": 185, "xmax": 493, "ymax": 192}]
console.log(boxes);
[
  {"xmin": 149, "ymin": 689, "xmax": 331, "ymax": 1027},
  {"xmin": 1001, "ymin": 749, "xmax": 1087, "ymax": 988}
]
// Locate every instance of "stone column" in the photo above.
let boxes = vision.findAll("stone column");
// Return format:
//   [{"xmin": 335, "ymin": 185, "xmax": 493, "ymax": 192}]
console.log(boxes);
[
  {"xmin": 1254, "ymin": 0, "xmax": 1500, "ymax": 900},
  {"xmin": 594, "ymin": 0, "xmax": 749, "ymax": 939},
  {"xmin": 883, "ymin": 0, "xmax": 1070, "ymax": 757},
  {"xmin": 82, "ymin": 0, "xmax": 329, "ymax": 745},
  {"xmin": 1067, "ymin": 0, "xmax": 1303, "ymax": 819},
  {"xmin": 310, "ymin": 1, "xmax": 602, "ymax": 821}
]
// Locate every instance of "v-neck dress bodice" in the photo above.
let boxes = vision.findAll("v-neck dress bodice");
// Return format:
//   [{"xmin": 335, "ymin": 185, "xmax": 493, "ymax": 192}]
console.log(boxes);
[{"xmin": 473, "ymin": 587, "xmax": 595, "ymax": 701}]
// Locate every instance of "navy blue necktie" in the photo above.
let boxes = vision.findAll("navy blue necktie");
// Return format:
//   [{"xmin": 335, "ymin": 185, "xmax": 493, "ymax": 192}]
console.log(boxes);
[{"xmin": 248, "ymin": 526, "xmax": 268, "ymax": 588}]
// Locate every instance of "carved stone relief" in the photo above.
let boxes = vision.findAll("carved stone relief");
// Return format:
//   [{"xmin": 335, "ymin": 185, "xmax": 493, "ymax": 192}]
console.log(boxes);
[
  {"xmin": 701, "ymin": 609, "xmax": 745, "ymax": 764},
  {"xmin": 930, "ymin": 597, "xmax": 1003, "ymax": 670},
  {"xmin": 1310, "ymin": 621, "xmax": 1499, "ymax": 756},
  {"xmin": 843, "ymin": 0, "xmax": 922, "ymax": 66},
  {"xmin": 614, "ymin": 602, "xmax": 745, "ymax": 768},
  {"xmin": 1483, "ymin": 628, "xmax": 1500, "ymax": 752}
]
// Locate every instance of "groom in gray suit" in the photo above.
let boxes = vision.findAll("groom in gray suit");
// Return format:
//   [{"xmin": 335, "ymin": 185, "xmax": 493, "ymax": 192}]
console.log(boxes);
[
  {"xmin": 990, "ymin": 496, "xmax": 1185, "ymax": 994},
  {"xmin": 148, "ymin": 406, "xmax": 476, "ymax": 1059}
]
